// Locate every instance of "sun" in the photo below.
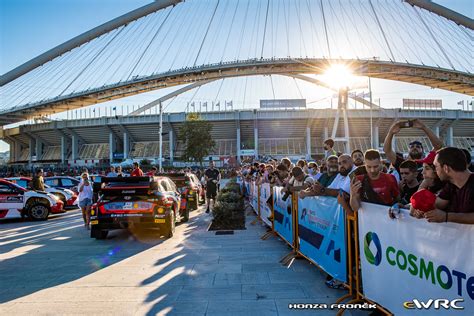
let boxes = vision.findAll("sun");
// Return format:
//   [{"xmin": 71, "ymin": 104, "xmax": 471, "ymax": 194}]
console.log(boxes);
[{"xmin": 320, "ymin": 64, "xmax": 354, "ymax": 90}]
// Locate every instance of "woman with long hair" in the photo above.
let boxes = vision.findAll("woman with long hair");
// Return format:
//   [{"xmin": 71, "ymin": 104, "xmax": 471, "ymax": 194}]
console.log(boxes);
[{"xmin": 78, "ymin": 172, "xmax": 93, "ymax": 229}]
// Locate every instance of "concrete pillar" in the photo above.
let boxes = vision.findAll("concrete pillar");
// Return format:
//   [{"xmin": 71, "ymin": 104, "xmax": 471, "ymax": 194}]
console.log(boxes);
[
  {"xmin": 373, "ymin": 125, "xmax": 379, "ymax": 149},
  {"xmin": 123, "ymin": 132, "xmax": 129, "ymax": 159},
  {"xmin": 434, "ymin": 126, "xmax": 440, "ymax": 138},
  {"xmin": 169, "ymin": 129, "xmax": 174, "ymax": 164},
  {"xmin": 61, "ymin": 136, "xmax": 67, "ymax": 164},
  {"xmin": 28, "ymin": 138, "xmax": 35, "ymax": 165},
  {"xmin": 71, "ymin": 135, "xmax": 78, "ymax": 161},
  {"xmin": 35, "ymin": 138, "xmax": 43, "ymax": 161},
  {"xmin": 323, "ymin": 126, "xmax": 329, "ymax": 141},
  {"xmin": 306, "ymin": 126, "xmax": 311, "ymax": 159},
  {"xmin": 254, "ymin": 127, "xmax": 258, "ymax": 159},
  {"xmin": 447, "ymin": 126, "xmax": 454, "ymax": 146},
  {"xmin": 236, "ymin": 127, "xmax": 241, "ymax": 163},
  {"xmin": 109, "ymin": 132, "xmax": 116, "ymax": 162}
]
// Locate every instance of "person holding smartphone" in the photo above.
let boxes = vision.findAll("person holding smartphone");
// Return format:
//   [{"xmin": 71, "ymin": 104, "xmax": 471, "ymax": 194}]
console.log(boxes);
[
  {"xmin": 78, "ymin": 172, "xmax": 93, "ymax": 229},
  {"xmin": 383, "ymin": 119, "xmax": 443, "ymax": 175}
]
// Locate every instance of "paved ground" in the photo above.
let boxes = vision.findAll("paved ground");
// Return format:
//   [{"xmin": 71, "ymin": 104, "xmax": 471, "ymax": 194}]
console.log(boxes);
[{"xmin": 0, "ymin": 202, "xmax": 350, "ymax": 315}]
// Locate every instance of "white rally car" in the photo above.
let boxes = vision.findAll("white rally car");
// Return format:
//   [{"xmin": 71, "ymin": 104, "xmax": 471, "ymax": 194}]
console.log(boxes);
[
  {"xmin": 6, "ymin": 177, "xmax": 77, "ymax": 208},
  {"xmin": 0, "ymin": 179, "xmax": 64, "ymax": 221}
]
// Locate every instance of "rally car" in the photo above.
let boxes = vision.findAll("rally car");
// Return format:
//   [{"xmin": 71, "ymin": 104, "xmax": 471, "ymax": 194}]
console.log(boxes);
[
  {"xmin": 6, "ymin": 177, "xmax": 77, "ymax": 208},
  {"xmin": 0, "ymin": 179, "xmax": 64, "ymax": 221},
  {"xmin": 159, "ymin": 173, "xmax": 203, "ymax": 222},
  {"xmin": 89, "ymin": 176, "xmax": 181, "ymax": 240},
  {"xmin": 45, "ymin": 176, "xmax": 81, "ymax": 194}
]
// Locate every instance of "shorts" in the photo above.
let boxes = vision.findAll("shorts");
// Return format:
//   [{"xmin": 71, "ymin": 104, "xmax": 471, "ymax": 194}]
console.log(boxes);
[
  {"xmin": 206, "ymin": 183, "xmax": 217, "ymax": 199},
  {"xmin": 79, "ymin": 198, "xmax": 92, "ymax": 208}
]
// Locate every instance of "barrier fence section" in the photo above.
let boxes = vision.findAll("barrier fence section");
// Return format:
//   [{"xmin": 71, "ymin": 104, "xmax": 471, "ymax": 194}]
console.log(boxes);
[
  {"xmin": 273, "ymin": 186, "xmax": 293, "ymax": 246},
  {"xmin": 259, "ymin": 183, "xmax": 272, "ymax": 227},
  {"xmin": 251, "ymin": 181, "xmax": 259, "ymax": 214},
  {"xmin": 297, "ymin": 196, "xmax": 348, "ymax": 283},
  {"xmin": 358, "ymin": 202, "xmax": 474, "ymax": 314}
]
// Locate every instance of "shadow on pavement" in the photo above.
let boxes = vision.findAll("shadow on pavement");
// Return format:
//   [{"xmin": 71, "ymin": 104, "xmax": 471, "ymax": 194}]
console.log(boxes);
[{"xmin": 0, "ymin": 209, "xmax": 182, "ymax": 303}]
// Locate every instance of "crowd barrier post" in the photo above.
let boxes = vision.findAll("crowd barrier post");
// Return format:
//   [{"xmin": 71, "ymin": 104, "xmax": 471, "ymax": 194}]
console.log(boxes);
[{"xmin": 335, "ymin": 210, "xmax": 393, "ymax": 316}]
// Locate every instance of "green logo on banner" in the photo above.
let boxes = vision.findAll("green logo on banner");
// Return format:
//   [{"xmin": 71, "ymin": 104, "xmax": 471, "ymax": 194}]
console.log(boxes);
[{"xmin": 364, "ymin": 232, "xmax": 382, "ymax": 266}]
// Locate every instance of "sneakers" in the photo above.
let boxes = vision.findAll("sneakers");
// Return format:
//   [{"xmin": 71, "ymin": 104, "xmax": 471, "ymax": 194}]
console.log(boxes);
[{"xmin": 325, "ymin": 279, "xmax": 344, "ymax": 289}]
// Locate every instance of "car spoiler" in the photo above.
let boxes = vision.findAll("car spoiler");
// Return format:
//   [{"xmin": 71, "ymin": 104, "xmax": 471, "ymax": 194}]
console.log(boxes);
[
  {"xmin": 98, "ymin": 177, "xmax": 156, "ymax": 195},
  {"xmin": 100, "ymin": 176, "xmax": 152, "ymax": 183},
  {"xmin": 156, "ymin": 173, "xmax": 187, "ymax": 177}
]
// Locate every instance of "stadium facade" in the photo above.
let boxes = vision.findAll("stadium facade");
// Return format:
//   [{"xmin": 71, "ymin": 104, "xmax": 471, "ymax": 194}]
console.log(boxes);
[{"xmin": 1, "ymin": 107, "xmax": 473, "ymax": 168}]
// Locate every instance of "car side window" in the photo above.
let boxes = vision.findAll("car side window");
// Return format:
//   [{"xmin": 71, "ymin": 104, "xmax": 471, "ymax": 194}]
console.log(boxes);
[
  {"xmin": 0, "ymin": 184, "xmax": 15, "ymax": 194},
  {"xmin": 62, "ymin": 179, "xmax": 74, "ymax": 186},
  {"xmin": 45, "ymin": 179, "xmax": 60, "ymax": 186}
]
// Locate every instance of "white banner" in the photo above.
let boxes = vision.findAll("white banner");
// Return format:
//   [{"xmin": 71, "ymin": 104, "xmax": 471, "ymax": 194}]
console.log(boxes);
[
  {"xmin": 358, "ymin": 203, "xmax": 474, "ymax": 315},
  {"xmin": 259, "ymin": 183, "xmax": 272, "ymax": 227}
]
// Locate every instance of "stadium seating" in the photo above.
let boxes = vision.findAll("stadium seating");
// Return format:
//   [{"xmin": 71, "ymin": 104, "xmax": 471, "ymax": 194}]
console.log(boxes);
[
  {"xmin": 78, "ymin": 144, "xmax": 109, "ymax": 159},
  {"xmin": 41, "ymin": 146, "xmax": 61, "ymax": 160},
  {"xmin": 130, "ymin": 141, "xmax": 170, "ymax": 158}
]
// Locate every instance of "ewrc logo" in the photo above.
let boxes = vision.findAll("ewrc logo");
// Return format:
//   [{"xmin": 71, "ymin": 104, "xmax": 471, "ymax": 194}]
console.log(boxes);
[{"xmin": 364, "ymin": 232, "xmax": 382, "ymax": 266}]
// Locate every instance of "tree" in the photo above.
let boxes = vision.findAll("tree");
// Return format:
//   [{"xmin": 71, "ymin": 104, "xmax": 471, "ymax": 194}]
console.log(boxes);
[{"xmin": 178, "ymin": 113, "xmax": 215, "ymax": 166}]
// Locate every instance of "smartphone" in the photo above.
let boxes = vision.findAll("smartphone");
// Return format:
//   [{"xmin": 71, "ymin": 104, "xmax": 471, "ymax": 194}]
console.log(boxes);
[
  {"xmin": 349, "ymin": 172, "xmax": 356, "ymax": 182},
  {"xmin": 399, "ymin": 120, "xmax": 413, "ymax": 128}
]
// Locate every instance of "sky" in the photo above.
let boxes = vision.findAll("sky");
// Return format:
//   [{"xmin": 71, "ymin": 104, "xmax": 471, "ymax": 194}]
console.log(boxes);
[{"xmin": 0, "ymin": 0, "xmax": 473, "ymax": 152}]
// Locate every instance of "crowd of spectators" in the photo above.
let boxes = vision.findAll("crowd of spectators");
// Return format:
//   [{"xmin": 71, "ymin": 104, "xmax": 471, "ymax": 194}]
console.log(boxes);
[
  {"xmin": 238, "ymin": 119, "xmax": 473, "ymax": 290},
  {"xmin": 238, "ymin": 119, "xmax": 474, "ymax": 226}
]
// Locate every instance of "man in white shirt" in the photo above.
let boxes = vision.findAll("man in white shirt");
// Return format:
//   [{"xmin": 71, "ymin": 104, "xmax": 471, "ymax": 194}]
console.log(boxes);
[{"xmin": 301, "ymin": 155, "xmax": 355, "ymax": 198}]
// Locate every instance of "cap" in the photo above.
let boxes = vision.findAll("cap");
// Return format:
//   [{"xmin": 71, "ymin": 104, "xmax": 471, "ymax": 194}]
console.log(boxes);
[
  {"xmin": 415, "ymin": 150, "xmax": 436, "ymax": 165},
  {"xmin": 410, "ymin": 189, "xmax": 436, "ymax": 213}
]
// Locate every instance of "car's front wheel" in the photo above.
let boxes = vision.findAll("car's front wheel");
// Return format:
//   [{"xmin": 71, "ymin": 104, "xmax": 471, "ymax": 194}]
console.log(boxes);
[{"xmin": 28, "ymin": 204, "xmax": 49, "ymax": 221}]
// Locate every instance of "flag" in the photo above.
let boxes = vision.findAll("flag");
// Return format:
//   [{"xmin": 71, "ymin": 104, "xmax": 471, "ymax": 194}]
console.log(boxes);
[
  {"xmin": 112, "ymin": 107, "xmax": 117, "ymax": 111},
  {"xmin": 457, "ymin": 100, "xmax": 464, "ymax": 105}
]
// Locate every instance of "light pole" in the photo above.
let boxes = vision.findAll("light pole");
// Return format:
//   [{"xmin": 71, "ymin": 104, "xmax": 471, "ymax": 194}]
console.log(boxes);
[{"xmin": 159, "ymin": 101, "xmax": 163, "ymax": 172}]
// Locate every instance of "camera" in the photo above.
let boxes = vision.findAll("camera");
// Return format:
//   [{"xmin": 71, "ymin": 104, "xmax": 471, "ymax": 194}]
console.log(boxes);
[
  {"xmin": 282, "ymin": 190, "xmax": 291, "ymax": 202},
  {"xmin": 398, "ymin": 120, "xmax": 413, "ymax": 128}
]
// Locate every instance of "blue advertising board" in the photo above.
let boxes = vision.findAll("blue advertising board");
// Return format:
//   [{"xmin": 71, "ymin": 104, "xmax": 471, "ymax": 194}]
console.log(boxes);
[
  {"xmin": 297, "ymin": 196, "xmax": 347, "ymax": 282},
  {"xmin": 273, "ymin": 187, "xmax": 293, "ymax": 246}
]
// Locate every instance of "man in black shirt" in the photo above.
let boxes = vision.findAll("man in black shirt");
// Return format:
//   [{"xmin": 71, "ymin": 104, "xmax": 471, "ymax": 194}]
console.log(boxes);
[
  {"xmin": 399, "ymin": 160, "xmax": 419, "ymax": 205},
  {"xmin": 204, "ymin": 161, "xmax": 221, "ymax": 213}
]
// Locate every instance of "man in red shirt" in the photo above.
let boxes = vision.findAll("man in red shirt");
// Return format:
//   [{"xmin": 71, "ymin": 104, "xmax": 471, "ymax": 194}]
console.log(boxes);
[
  {"xmin": 131, "ymin": 162, "xmax": 144, "ymax": 177},
  {"xmin": 350, "ymin": 150, "xmax": 399, "ymax": 211}
]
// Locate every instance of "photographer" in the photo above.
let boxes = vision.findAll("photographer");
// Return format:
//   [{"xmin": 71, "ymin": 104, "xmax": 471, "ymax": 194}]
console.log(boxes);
[
  {"xmin": 282, "ymin": 166, "xmax": 313, "ymax": 196},
  {"xmin": 273, "ymin": 164, "xmax": 289, "ymax": 186},
  {"xmin": 384, "ymin": 119, "xmax": 443, "ymax": 173}
]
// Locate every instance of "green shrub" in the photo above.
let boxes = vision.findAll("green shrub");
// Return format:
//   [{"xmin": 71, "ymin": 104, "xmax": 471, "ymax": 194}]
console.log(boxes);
[{"xmin": 217, "ymin": 191, "xmax": 241, "ymax": 203}]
